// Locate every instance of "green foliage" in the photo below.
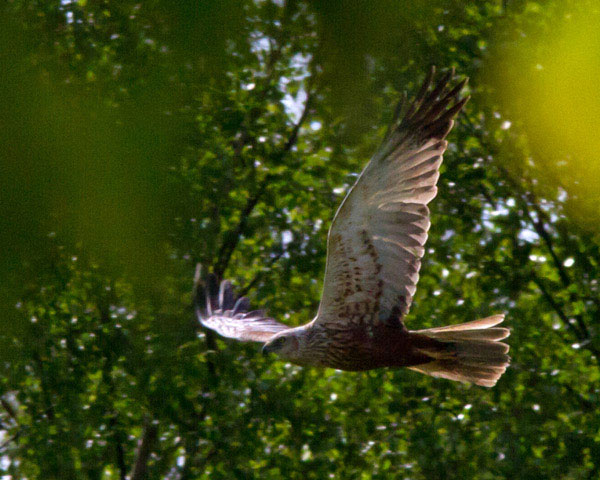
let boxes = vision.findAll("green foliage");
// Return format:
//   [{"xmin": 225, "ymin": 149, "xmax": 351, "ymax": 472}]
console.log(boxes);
[{"xmin": 0, "ymin": 0, "xmax": 599, "ymax": 478}]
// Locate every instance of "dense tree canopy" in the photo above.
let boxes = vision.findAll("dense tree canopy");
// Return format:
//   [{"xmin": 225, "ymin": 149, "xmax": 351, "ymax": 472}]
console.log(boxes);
[{"xmin": 1, "ymin": 0, "xmax": 599, "ymax": 478}]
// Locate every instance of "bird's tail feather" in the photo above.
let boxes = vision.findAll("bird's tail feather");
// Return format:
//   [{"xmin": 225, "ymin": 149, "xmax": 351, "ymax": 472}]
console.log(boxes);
[{"xmin": 408, "ymin": 314, "xmax": 510, "ymax": 387}]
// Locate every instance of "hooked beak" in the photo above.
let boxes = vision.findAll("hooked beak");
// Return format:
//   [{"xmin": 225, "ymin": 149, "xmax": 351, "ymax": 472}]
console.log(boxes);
[{"xmin": 262, "ymin": 344, "xmax": 271, "ymax": 356}]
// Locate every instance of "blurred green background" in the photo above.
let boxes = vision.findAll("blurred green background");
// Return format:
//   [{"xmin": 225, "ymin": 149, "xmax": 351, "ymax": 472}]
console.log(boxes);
[{"xmin": 1, "ymin": 0, "xmax": 599, "ymax": 478}]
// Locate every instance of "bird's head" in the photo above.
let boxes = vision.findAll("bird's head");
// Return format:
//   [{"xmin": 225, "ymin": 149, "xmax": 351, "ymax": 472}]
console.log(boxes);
[{"xmin": 262, "ymin": 330, "xmax": 302, "ymax": 361}]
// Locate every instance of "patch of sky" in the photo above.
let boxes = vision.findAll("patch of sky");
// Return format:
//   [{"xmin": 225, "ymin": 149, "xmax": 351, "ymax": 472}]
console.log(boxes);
[
  {"xmin": 483, "ymin": 200, "xmax": 511, "ymax": 220},
  {"xmin": 281, "ymin": 85, "xmax": 307, "ymax": 123},
  {"xmin": 250, "ymin": 35, "xmax": 271, "ymax": 55},
  {"xmin": 538, "ymin": 199, "xmax": 557, "ymax": 213},
  {"xmin": 483, "ymin": 219, "xmax": 495, "ymax": 230},
  {"xmin": 441, "ymin": 229, "xmax": 455, "ymax": 241},
  {"xmin": 518, "ymin": 228, "xmax": 539, "ymax": 242},
  {"xmin": 280, "ymin": 53, "xmax": 312, "ymax": 122},
  {"xmin": 563, "ymin": 257, "xmax": 574, "ymax": 267},
  {"xmin": 557, "ymin": 187, "xmax": 568, "ymax": 202},
  {"xmin": 489, "ymin": 205, "xmax": 509, "ymax": 217},
  {"xmin": 282, "ymin": 230, "xmax": 293, "ymax": 247}
]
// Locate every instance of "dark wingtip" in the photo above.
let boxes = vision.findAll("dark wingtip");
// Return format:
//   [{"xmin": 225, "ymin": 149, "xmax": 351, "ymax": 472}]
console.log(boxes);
[
  {"xmin": 411, "ymin": 68, "xmax": 469, "ymax": 142},
  {"xmin": 193, "ymin": 281, "xmax": 207, "ymax": 317},
  {"xmin": 193, "ymin": 268, "xmax": 258, "ymax": 318},
  {"xmin": 206, "ymin": 274, "xmax": 219, "ymax": 315},
  {"xmin": 219, "ymin": 280, "xmax": 235, "ymax": 310},
  {"xmin": 192, "ymin": 270, "xmax": 220, "ymax": 318},
  {"xmin": 206, "ymin": 273, "xmax": 218, "ymax": 291},
  {"xmin": 232, "ymin": 296, "xmax": 251, "ymax": 315}
]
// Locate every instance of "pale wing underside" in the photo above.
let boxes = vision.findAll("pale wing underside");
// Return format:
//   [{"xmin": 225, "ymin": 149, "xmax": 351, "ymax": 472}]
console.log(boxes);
[
  {"xmin": 316, "ymin": 68, "xmax": 469, "ymax": 328},
  {"xmin": 195, "ymin": 275, "xmax": 289, "ymax": 343},
  {"xmin": 200, "ymin": 314, "xmax": 288, "ymax": 343}
]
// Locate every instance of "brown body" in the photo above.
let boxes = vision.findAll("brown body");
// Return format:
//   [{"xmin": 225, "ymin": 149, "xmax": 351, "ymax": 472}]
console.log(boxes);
[
  {"xmin": 262, "ymin": 314, "xmax": 511, "ymax": 387},
  {"xmin": 301, "ymin": 323, "xmax": 446, "ymax": 371}
]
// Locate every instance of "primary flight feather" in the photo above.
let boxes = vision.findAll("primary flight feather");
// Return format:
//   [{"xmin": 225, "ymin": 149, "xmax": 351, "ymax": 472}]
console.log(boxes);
[{"xmin": 196, "ymin": 67, "xmax": 510, "ymax": 387}]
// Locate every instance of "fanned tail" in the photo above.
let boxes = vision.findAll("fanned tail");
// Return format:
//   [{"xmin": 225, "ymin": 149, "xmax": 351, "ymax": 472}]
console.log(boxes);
[{"xmin": 408, "ymin": 314, "xmax": 510, "ymax": 387}]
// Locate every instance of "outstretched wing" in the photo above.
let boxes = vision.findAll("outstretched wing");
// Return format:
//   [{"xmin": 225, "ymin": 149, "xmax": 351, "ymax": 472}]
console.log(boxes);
[
  {"xmin": 315, "ymin": 67, "xmax": 468, "ymax": 329},
  {"xmin": 195, "ymin": 274, "xmax": 289, "ymax": 342}
]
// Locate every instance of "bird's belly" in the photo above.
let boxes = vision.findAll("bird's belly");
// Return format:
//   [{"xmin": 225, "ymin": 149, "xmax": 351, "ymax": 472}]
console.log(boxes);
[{"xmin": 316, "ymin": 325, "xmax": 431, "ymax": 371}]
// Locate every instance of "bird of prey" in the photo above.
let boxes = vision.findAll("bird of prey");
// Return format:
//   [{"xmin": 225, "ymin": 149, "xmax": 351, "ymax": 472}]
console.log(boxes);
[{"xmin": 196, "ymin": 67, "xmax": 510, "ymax": 387}]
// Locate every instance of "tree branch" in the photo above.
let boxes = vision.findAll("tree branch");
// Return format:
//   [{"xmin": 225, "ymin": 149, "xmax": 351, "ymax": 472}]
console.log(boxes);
[
  {"xmin": 213, "ymin": 89, "xmax": 313, "ymax": 279},
  {"xmin": 238, "ymin": 251, "xmax": 284, "ymax": 297},
  {"xmin": 532, "ymin": 275, "xmax": 600, "ymax": 360},
  {"xmin": 0, "ymin": 397, "xmax": 20, "ymax": 453},
  {"xmin": 522, "ymin": 200, "xmax": 571, "ymax": 288},
  {"xmin": 281, "ymin": 90, "xmax": 313, "ymax": 157},
  {"xmin": 32, "ymin": 352, "xmax": 55, "ymax": 421},
  {"xmin": 96, "ymin": 292, "xmax": 130, "ymax": 480},
  {"xmin": 518, "ymin": 194, "xmax": 592, "ymax": 341},
  {"xmin": 130, "ymin": 417, "xmax": 159, "ymax": 480},
  {"xmin": 108, "ymin": 415, "xmax": 127, "ymax": 480},
  {"xmin": 0, "ymin": 397, "xmax": 17, "ymax": 424},
  {"xmin": 180, "ymin": 436, "xmax": 202, "ymax": 480},
  {"xmin": 214, "ymin": 187, "xmax": 265, "ymax": 280},
  {"xmin": 193, "ymin": 265, "xmax": 217, "ymax": 383},
  {"xmin": 531, "ymin": 275, "xmax": 584, "ymax": 341},
  {"xmin": 463, "ymin": 112, "xmax": 600, "ymax": 362},
  {"xmin": 116, "ymin": 441, "xmax": 127, "ymax": 480}
]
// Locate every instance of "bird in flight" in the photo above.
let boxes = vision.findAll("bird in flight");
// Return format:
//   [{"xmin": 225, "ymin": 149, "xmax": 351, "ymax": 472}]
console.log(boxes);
[{"xmin": 196, "ymin": 67, "xmax": 510, "ymax": 387}]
